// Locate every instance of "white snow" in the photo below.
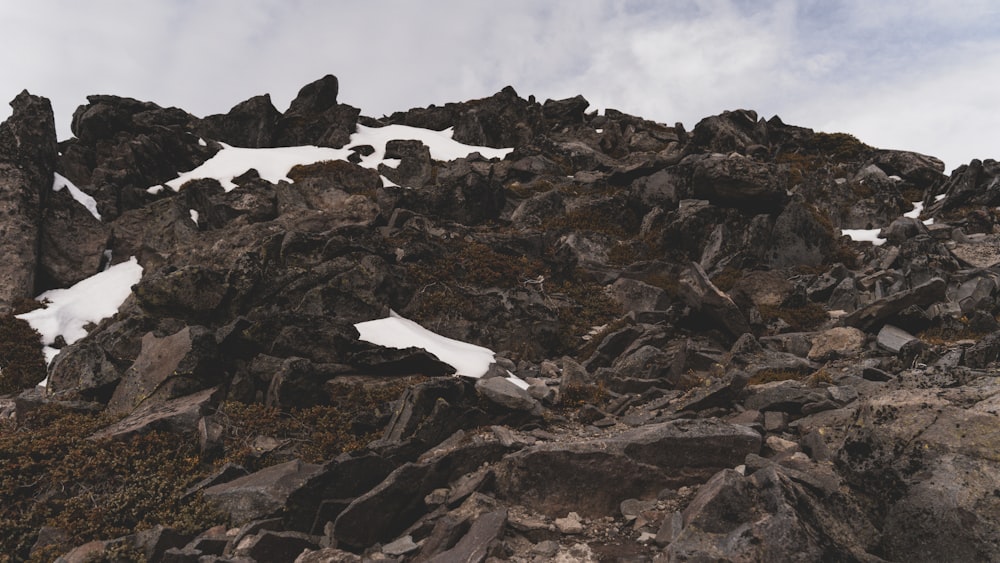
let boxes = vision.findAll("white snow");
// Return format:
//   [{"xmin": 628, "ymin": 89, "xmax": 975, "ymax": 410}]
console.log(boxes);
[
  {"xmin": 189, "ymin": 209, "xmax": 200, "ymax": 224},
  {"xmin": 355, "ymin": 311, "xmax": 529, "ymax": 389},
  {"xmin": 841, "ymin": 228, "xmax": 887, "ymax": 246},
  {"xmin": 53, "ymin": 172, "xmax": 101, "ymax": 220},
  {"xmin": 149, "ymin": 124, "xmax": 514, "ymax": 193},
  {"xmin": 843, "ymin": 200, "xmax": 938, "ymax": 244},
  {"xmin": 17, "ymin": 257, "xmax": 143, "ymax": 368},
  {"xmin": 935, "ymin": 193, "xmax": 947, "ymax": 202}
]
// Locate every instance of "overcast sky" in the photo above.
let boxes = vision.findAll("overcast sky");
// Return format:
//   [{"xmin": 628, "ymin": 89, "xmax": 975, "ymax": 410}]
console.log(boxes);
[{"xmin": 1, "ymin": 0, "xmax": 996, "ymax": 172}]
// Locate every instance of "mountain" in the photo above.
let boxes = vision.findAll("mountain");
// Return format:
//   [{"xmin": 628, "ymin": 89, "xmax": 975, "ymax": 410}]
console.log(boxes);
[{"xmin": 1, "ymin": 73, "xmax": 1000, "ymax": 562}]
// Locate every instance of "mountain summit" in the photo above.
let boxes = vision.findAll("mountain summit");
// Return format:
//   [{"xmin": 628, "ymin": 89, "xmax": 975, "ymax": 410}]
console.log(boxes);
[{"xmin": 1, "ymin": 74, "xmax": 999, "ymax": 561}]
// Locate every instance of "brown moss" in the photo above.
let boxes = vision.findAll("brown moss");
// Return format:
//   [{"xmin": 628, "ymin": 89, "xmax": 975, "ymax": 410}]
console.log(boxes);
[
  {"xmin": 748, "ymin": 369, "xmax": 803, "ymax": 385},
  {"xmin": 545, "ymin": 207, "xmax": 630, "ymax": 237},
  {"xmin": 0, "ymin": 405, "xmax": 221, "ymax": 560},
  {"xmin": 710, "ymin": 267, "xmax": 743, "ymax": 293},
  {"xmin": 557, "ymin": 383, "xmax": 609, "ymax": 409},
  {"xmin": 0, "ymin": 314, "xmax": 47, "ymax": 395}
]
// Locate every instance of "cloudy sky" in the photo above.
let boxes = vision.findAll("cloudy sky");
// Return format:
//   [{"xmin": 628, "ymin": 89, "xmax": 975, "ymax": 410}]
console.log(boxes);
[{"xmin": 1, "ymin": 0, "xmax": 996, "ymax": 172}]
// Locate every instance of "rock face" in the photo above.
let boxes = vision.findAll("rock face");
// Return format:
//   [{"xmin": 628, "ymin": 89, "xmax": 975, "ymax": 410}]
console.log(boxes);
[
  {"xmin": 4, "ymin": 75, "xmax": 1000, "ymax": 562},
  {"xmin": 0, "ymin": 91, "xmax": 58, "ymax": 311}
]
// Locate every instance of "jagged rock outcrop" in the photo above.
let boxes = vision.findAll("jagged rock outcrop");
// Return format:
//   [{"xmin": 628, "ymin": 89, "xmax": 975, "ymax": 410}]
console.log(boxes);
[
  {"xmin": 0, "ymin": 91, "xmax": 58, "ymax": 311},
  {"xmin": 4, "ymin": 75, "xmax": 1000, "ymax": 562}
]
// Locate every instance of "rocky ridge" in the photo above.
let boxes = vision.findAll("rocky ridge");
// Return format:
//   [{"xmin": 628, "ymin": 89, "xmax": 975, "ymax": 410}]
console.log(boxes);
[{"xmin": 0, "ymin": 74, "xmax": 999, "ymax": 562}]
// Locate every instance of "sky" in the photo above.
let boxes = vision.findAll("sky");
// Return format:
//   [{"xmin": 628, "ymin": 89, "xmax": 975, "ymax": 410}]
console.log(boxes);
[{"xmin": 1, "ymin": 0, "xmax": 997, "ymax": 173}]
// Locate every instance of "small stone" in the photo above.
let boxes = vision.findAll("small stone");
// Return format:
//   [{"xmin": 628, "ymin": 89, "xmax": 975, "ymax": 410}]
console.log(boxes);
[
  {"xmin": 655, "ymin": 511, "xmax": 684, "ymax": 547},
  {"xmin": 531, "ymin": 540, "xmax": 560, "ymax": 557},
  {"xmin": 382, "ymin": 535, "xmax": 419, "ymax": 556},
  {"xmin": 555, "ymin": 512, "xmax": 584, "ymax": 534},
  {"xmin": 765, "ymin": 435, "xmax": 800, "ymax": 455},
  {"xmin": 424, "ymin": 488, "xmax": 449, "ymax": 507},
  {"xmin": 763, "ymin": 411, "xmax": 787, "ymax": 432}
]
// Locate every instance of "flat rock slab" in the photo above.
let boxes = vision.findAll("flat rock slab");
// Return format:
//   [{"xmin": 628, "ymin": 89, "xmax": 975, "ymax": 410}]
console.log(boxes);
[
  {"xmin": 203, "ymin": 459, "xmax": 324, "ymax": 525},
  {"xmin": 951, "ymin": 238, "xmax": 1000, "ymax": 269},
  {"xmin": 91, "ymin": 386, "xmax": 221, "ymax": 440},
  {"xmin": 841, "ymin": 277, "xmax": 946, "ymax": 332},
  {"xmin": 494, "ymin": 419, "xmax": 761, "ymax": 517},
  {"xmin": 876, "ymin": 324, "xmax": 918, "ymax": 353}
]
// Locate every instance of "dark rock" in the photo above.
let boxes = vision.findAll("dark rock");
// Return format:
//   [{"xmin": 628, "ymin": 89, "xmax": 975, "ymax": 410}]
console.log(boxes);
[
  {"xmin": 963, "ymin": 330, "xmax": 1000, "ymax": 368},
  {"xmin": 38, "ymin": 182, "xmax": 110, "ymax": 290},
  {"xmin": 690, "ymin": 109, "xmax": 766, "ymax": 154},
  {"xmin": 91, "ymin": 386, "xmax": 221, "ymax": 440},
  {"xmin": 475, "ymin": 376, "xmax": 541, "ymax": 412},
  {"xmin": 842, "ymin": 277, "xmax": 947, "ymax": 332},
  {"xmin": 879, "ymin": 216, "xmax": 929, "ymax": 244},
  {"xmin": 690, "ymin": 154, "xmax": 787, "ymax": 211},
  {"xmin": 494, "ymin": 419, "xmax": 761, "ymax": 516},
  {"xmin": 107, "ymin": 326, "xmax": 222, "ymax": 416},
  {"xmin": 232, "ymin": 530, "xmax": 319, "ymax": 562},
  {"xmin": 677, "ymin": 262, "xmax": 750, "ymax": 340},
  {"xmin": 275, "ymin": 75, "xmax": 359, "ymax": 148},
  {"xmin": 766, "ymin": 200, "xmax": 836, "ymax": 268},
  {"xmin": 665, "ymin": 466, "xmax": 881, "ymax": 562},
  {"xmin": 0, "ymin": 91, "xmax": 58, "ymax": 311},
  {"xmin": 609, "ymin": 277, "xmax": 672, "ymax": 313},
  {"xmin": 332, "ymin": 434, "xmax": 509, "ymax": 549},
  {"xmin": 198, "ymin": 94, "xmax": 281, "ymax": 148},
  {"xmin": 542, "ymin": 95, "xmax": 589, "ymax": 125},
  {"xmin": 839, "ymin": 382, "xmax": 1000, "ymax": 561},
  {"xmin": 202, "ymin": 459, "xmax": 325, "ymax": 525},
  {"xmin": 424, "ymin": 507, "xmax": 506, "ymax": 563}
]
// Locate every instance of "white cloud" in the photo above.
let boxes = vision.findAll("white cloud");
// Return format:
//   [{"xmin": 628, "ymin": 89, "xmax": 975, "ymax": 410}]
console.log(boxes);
[{"xmin": 0, "ymin": 0, "xmax": 996, "ymax": 170}]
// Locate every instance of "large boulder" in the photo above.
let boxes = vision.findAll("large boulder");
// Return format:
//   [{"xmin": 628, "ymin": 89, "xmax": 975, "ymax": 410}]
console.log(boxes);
[
  {"xmin": 0, "ymin": 91, "xmax": 58, "ymax": 311},
  {"xmin": 690, "ymin": 154, "xmax": 788, "ymax": 212},
  {"xmin": 493, "ymin": 419, "xmax": 761, "ymax": 517},
  {"xmin": 198, "ymin": 94, "xmax": 282, "ymax": 148},
  {"xmin": 839, "ymin": 379, "xmax": 1000, "ymax": 561},
  {"xmin": 274, "ymin": 75, "xmax": 360, "ymax": 148}
]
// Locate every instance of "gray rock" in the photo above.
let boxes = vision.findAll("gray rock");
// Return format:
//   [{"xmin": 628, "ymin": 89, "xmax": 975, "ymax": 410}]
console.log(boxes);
[
  {"xmin": 202, "ymin": 459, "xmax": 325, "ymax": 526},
  {"xmin": 842, "ymin": 277, "xmax": 946, "ymax": 332},
  {"xmin": 475, "ymin": 376, "xmax": 540, "ymax": 412},
  {"xmin": 429, "ymin": 508, "xmax": 507, "ymax": 562},
  {"xmin": 876, "ymin": 324, "xmax": 918, "ymax": 353},
  {"xmin": 106, "ymin": 326, "xmax": 222, "ymax": 416},
  {"xmin": 91, "ymin": 386, "xmax": 221, "ymax": 440},
  {"xmin": 233, "ymin": 530, "xmax": 320, "ymax": 563},
  {"xmin": 0, "ymin": 91, "xmax": 58, "ymax": 312},
  {"xmin": 808, "ymin": 326, "xmax": 866, "ymax": 361},
  {"xmin": 840, "ymin": 382, "xmax": 1000, "ymax": 561},
  {"xmin": 609, "ymin": 277, "xmax": 671, "ymax": 313},
  {"xmin": 678, "ymin": 262, "xmax": 751, "ymax": 340},
  {"xmin": 333, "ymin": 436, "xmax": 508, "ymax": 549},
  {"xmin": 494, "ymin": 419, "xmax": 761, "ymax": 516}
]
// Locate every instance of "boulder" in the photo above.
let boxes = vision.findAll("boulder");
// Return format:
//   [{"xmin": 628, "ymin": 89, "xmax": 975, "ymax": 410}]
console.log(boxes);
[
  {"xmin": 807, "ymin": 326, "xmax": 866, "ymax": 361},
  {"xmin": 274, "ymin": 75, "xmax": 360, "ymax": 148},
  {"xmin": 677, "ymin": 262, "xmax": 750, "ymax": 340},
  {"xmin": 198, "ymin": 94, "xmax": 281, "ymax": 148},
  {"xmin": 332, "ymin": 435, "xmax": 509, "ymax": 549},
  {"xmin": 840, "ymin": 381, "xmax": 1000, "ymax": 561},
  {"xmin": 107, "ymin": 326, "xmax": 222, "ymax": 416},
  {"xmin": 91, "ymin": 386, "xmax": 221, "ymax": 440},
  {"xmin": 493, "ymin": 419, "xmax": 761, "ymax": 516},
  {"xmin": 842, "ymin": 277, "xmax": 946, "ymax": 332},
  {"xmin": 690, "ymin": 154, "xmax": 787, "ymax": 212},
  {"xmin": 0, "ymin": 91, "xmax": 58, "ymax": 311},
  {"xmin": 203, "ymin": 459, "xmax": 326, "ymax": 526}
]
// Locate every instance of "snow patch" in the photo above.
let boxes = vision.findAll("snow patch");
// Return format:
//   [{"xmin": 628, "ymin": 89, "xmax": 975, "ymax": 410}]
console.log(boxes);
[
  {"xmin": 53, "ymin": 173, "xmax": 101, "ymax": 220},
  {"xmin": 149, "ymin": 124, "xmax": 514, "ymax": 193},
  {"xmin": 189, "ymin": 209, "xmax": 200, "ymax": 224},
  {"xmin": 355, "ymin": 311, "xmax": 495, "ymax": 378},
  {"xmin": 841, "ymin": 228, "xmax": 887, "ymax": 246},
  {"xmin": 17, "ymin": 257, "xmax": 144, "ymax": 370}
]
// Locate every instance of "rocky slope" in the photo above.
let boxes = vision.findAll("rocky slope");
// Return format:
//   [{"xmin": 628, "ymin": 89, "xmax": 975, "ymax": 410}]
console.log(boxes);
[{"xmin": 2, "ymin": 74, "xmax": 1000, "ymax": 562}]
